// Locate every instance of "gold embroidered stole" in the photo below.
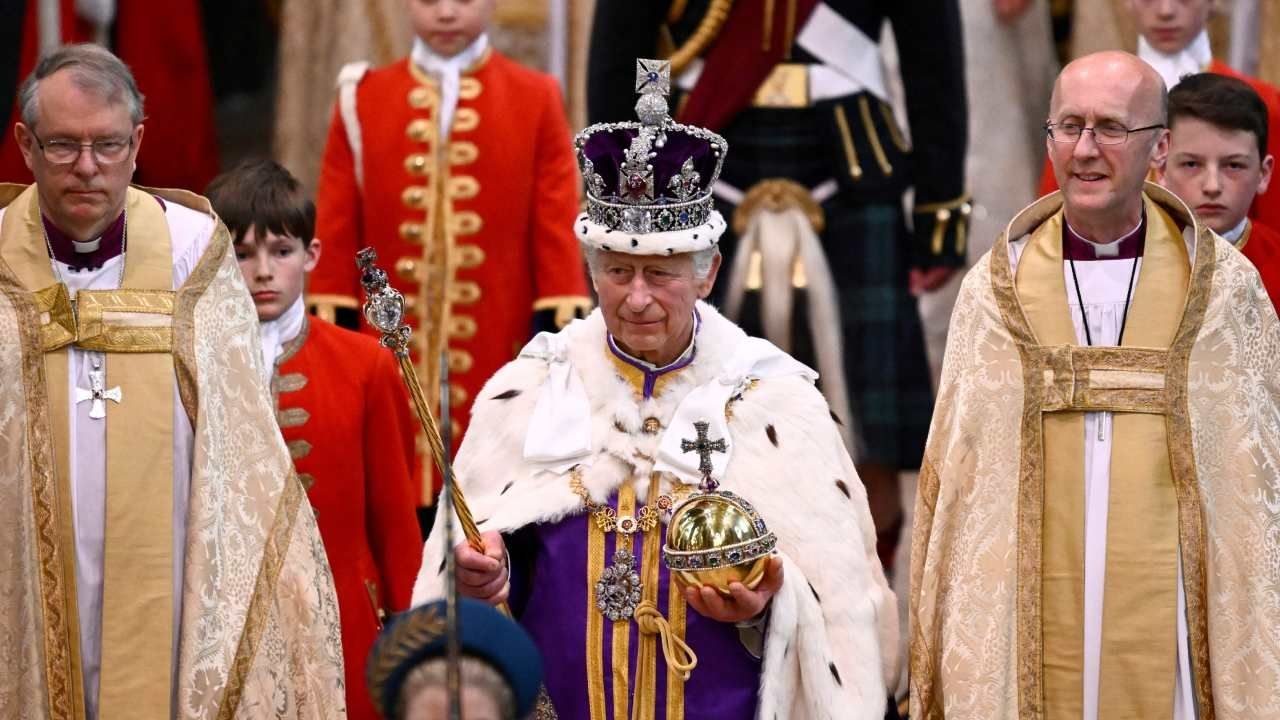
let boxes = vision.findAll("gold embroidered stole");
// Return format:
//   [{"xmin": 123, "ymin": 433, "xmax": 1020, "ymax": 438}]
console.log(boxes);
[
  {"xmin": 1016, "ymin": 200, "xmax": 1189, "ymax": 718},
  {"xmin": 1, "ymin": 185, "xmax": 176, "ymax": 719}
]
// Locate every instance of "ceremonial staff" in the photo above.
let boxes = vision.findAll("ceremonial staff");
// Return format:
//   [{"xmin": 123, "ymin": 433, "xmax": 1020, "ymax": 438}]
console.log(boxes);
[
  {"xmin": 357, "ymin": 247, "xmax": 472, "ymax": 718},
  {"xmin": 355, "ymin": 247, "xmax": 484, "ymax": 552}
]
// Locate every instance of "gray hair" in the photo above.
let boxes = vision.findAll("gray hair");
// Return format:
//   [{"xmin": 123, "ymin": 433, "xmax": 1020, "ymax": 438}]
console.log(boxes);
[
  {"xmin": 583, "ymin": 244, "xmax": 721, "ymax": 280},
  {"xmin": 19, "ymin": 43, "xmax": 145, "ymax": 130},
  {"xmin": 395, "ymin": 655, "xmax": 517, "ymax": 720}
]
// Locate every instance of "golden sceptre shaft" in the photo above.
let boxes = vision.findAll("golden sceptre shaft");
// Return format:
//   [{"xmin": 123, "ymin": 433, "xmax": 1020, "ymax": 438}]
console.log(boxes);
[{"xmin": 355, "ymin": 248, "xmax": 484, "ymax": 553}]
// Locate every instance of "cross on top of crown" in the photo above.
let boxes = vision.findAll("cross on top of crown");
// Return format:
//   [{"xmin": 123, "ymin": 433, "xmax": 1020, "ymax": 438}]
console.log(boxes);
[{"xmin": 635, "ymin": 59, "xmax": 671, "ymax": 97}]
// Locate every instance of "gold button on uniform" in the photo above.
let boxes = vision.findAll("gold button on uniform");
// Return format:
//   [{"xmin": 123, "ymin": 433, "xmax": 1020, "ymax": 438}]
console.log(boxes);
[
  {"xmin": 401, "ymin": 185, "xmax": 429, "ymax": 209},
  {"xmin": 454, "ymin": 245, "xmax": 485, "ymax": 269},
  {"xmin": 404, "ymin": 154, "xmax": 431, "ymax": 176},
  {"xmin": 406, "ymin": 118, "xmax": 433, "ymax": 142}
]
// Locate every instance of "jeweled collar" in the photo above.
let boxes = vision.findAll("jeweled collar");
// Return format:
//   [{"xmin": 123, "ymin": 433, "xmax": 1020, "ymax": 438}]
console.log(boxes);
[{"xmin": 607, "ymin": 310, "xmax": 700, "ymax": 399}]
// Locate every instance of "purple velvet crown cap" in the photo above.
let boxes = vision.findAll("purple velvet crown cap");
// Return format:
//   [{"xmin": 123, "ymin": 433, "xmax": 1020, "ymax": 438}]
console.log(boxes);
[
  {"xmin": 578, "ymin": 127, "xmax": 722, "ymax": 205},
  {"xmin": 572, "ymin": 58, "xmax": 729, "ymax": 253}
]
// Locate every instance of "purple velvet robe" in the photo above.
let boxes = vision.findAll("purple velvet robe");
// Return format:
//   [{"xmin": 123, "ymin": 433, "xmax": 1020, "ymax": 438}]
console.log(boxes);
[{"xmin": 510, "ymin": 335, "xmax": 761, "ymax": 719}]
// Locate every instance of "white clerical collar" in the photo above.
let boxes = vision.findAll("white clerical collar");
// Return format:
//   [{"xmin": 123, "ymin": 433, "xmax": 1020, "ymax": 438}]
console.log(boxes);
[
  {"xmin": 258, "ymin": 295, "xmax": 306, "ymax": 382},
  {"xmin": 1222, "ymin": 217, "xmax": 1249, "ymax": 245},
  {"xmin": 410, "ymin": 33, "xmax": 489, "ymax": 134},
  {"xmin": 1139, "ymin": 30, "xmax": 1212, "ymax": 91}
]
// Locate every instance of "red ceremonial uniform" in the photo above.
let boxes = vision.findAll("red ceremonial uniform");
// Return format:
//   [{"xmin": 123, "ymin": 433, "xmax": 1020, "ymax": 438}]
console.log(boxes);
[
  {"xmin": 1240, "ymin": 219, "xmax": 1280, "ymax": 312},
  {"xmin": 1038, "ymin": 60, "xmax": 1280, "ymax": 229},
  {"xmin": 311, "ymin": 47, "xmax": 590, "ymax": 501},
  {"xmin": 272, "ymin": 316, "xmax": 423, "ymax": 720}
]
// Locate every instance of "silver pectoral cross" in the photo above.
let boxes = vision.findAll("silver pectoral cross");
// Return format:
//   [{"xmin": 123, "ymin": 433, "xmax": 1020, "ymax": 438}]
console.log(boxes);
[{"xmin": 76, "ymin": 362, "xmax": 122, "ymax": 419}]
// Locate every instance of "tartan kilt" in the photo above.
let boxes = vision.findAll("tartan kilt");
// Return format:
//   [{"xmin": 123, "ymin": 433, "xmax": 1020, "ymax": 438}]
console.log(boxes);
[{"xmin": 709, "ymin": 102, "xmax": 933, "ymax": 470}]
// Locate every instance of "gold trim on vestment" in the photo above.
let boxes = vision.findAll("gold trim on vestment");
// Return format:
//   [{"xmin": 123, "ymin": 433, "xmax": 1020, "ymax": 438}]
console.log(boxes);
[
  {"xmin": 174, "ymin": 225, "xmax": 231, "ymax": 427},
  {"xmin": 34, "ymin": 283, "xmax": 76, "ymax": 351},
  {"xmin": 665, "ymin": 571, "xmax": 687, "ymax": 720},
  {"xmin": 216, "ymin": 471, "xmax": 308, "ymax": 720},
  {"xmin": 1162, "ymin": 200, "xmax": 1218, "ymax": 719},
  {"xmin": 631, "ymin": 478, "xmax": 663, "ymax": 720},
  {"xmin": 612, "ymin": 484, "xmax": 636, "ymax": 720},
  {"xmin": 907, "ymin": 457, "xmax": 943, "ymax": 719},
  {"xmin": 73, "ymin": 288, "xmax": 175, "ymax": 353},
  {"xmin": 0, "ymin": 236, "xmax": 84, "ymax": 719},
  {"xmin": 588, "ymin": 501, "xmax": 607, "ymax": 720}
]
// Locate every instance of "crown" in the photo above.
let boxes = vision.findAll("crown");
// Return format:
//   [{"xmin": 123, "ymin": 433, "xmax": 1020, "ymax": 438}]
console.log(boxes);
[{"xmin": 574, "ymin": 59, "xmax": 729, "ymax": 255}]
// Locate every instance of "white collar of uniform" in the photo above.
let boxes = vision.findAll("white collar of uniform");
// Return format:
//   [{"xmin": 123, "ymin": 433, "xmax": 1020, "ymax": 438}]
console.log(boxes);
[
  {"xmin": 410, "ymin": 33, "xmax": 489, "ymax": 135},
  {"xmin": 258, "ymin": 294, "xmax": 306, "ymax": 383},
  {"xmin": 1222, "ymin": 217, "xmax": 1250, "ymax": 245},
  {"xmin": 1139, "ymin": 30, "xmax": 1212, "ymax": 91}
]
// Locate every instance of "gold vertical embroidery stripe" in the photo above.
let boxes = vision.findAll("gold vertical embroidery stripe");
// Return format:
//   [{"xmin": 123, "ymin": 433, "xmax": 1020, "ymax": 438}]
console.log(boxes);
[
  {"xmin": 612, "ymin": 484, "xmax": 636, "ymax": 720},
  {"xmin": 989, "ymin": 215, "xmax": 1048, "ymax": 720},
  {"xmin": 1163, "ymin": 214, "xmax": 1218, "ymax": 719},
  {"xmin": 0, "ymin": 185, "xmax": 83, "ymax": 719},
  {"xmin": 631, "ymin": 478, "xmax": 663, "ymax": 720},
  {"xmin": 665, "ymin": 571, "xmax": 687, "ymax": 720},
  {"xmin": 587, "ymin": 504, "xmax": 607, "ymax": 720}
]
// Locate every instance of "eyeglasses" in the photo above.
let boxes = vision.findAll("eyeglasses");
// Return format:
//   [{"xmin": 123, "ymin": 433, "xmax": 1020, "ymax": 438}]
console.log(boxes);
[
  {"xmin": 1045, "ymin": 121, "xmax": 1165, "ymax": 145},
  {"xmin": 31, "ymin": 132, "xmax": 134, "ymax": 165}
]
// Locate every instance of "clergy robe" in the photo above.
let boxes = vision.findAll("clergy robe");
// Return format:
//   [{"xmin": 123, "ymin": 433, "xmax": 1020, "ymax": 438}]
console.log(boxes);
[
  {"xmin": 268, "ymin": 312, "xmax": 422, "ymax": 720},
  {"xmin": 1238, "ymin": 218, "xmax": 1280, "ymax": 310},
  {"xmin": 413, "ymin": 302, "xmax": 897, "ymax": 720},
  {"xmin": 910, "ymin": 183, "xmax": 1280, "ymax": 719},
  {"xmin": 0, "ymin": 183, "xmax": 346, "ymax": 719},
  {"xmin": 311, "ymin": 40, "xmax": 590, "ymax": 502}
]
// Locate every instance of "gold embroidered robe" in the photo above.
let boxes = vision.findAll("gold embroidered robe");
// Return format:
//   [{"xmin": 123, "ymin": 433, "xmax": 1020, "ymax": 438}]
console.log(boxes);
[
  {"xmin": 0, "ymin": 184, "xmax": 346, "ymax": 719},
  {"xmin": 910, "ymin": 183, "xmax": 1280, "ymax": 719}
]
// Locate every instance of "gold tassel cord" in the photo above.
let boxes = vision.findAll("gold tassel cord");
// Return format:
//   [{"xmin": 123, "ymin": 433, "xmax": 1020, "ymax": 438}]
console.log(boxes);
[{"xmin": 634, "ymin": 602, "xmax": 698, "ymax": 682}]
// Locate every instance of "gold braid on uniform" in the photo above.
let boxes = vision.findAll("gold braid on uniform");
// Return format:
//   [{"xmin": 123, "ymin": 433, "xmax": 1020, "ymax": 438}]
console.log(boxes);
[{"xmin": 666, "ymin": 0, "xmax": 736, "ymax": 75}]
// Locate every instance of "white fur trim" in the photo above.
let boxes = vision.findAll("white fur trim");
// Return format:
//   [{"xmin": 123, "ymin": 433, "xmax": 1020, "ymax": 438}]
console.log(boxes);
[
  {"xmin": 574, "ymin": 210, "xmax": 726, "ymax": 256},
  {"xmin": 411, "ymin": 303, "xmax": 895, "ymax": 718},
  {"xmin": 336, "ymin": 61, "xmax": 371, "ymax": 190}
]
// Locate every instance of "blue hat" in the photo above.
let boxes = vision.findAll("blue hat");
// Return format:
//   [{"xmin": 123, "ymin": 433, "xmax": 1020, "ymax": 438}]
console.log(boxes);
[{"xmin": 366, "ymin": 598, "xmax": 544, "ymax": 718}]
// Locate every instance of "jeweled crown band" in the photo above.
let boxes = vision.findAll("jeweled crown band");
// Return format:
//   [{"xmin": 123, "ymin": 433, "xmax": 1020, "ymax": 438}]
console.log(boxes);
[{"xmin": 585, "ymin": 195, "xmax": 716, "ymax": 235}]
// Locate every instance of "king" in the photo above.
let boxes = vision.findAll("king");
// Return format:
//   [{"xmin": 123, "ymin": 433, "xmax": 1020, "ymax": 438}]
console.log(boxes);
[{"xmin": 412, "ymin": 59, "xmax": 898, "ymax": 720}]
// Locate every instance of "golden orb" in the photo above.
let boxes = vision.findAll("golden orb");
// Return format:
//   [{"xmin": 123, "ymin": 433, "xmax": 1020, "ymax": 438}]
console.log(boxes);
[{"xmin": 663, "ymin": 489, "xmax": 777, "ymax": 596}]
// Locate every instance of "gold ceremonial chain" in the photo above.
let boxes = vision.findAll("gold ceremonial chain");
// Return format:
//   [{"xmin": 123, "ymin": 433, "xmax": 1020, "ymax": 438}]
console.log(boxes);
[{"xmin": 569, "ymin": 465, "xmax": 691, "ymax": 534}]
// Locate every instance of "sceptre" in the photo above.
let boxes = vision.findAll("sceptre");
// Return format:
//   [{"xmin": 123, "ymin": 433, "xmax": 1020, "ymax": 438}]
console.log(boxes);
[{"xmin": 356, "ymin": 248, "xmax": 484, "ymax": 552}]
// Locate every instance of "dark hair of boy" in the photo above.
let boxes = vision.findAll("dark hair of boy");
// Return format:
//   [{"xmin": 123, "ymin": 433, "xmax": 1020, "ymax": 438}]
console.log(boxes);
[
  {"xmin": 1168, "ymin": 73, "xmax": 1269, "ymax": 159},
  {"xmin": 205, "ymin": 158, "xmax": 316, "ymax": 247}
]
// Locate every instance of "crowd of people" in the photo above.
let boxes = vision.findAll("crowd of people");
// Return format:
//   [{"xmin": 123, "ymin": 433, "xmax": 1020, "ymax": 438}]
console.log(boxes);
[{"xmin": 1, "ymin": 0, "xmax": 1278, "ymax": 719}]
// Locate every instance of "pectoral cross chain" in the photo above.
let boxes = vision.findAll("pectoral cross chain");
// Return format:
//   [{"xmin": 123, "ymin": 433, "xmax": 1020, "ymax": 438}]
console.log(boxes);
[{"xmin": 76, "ymin": 358, "xmax": 121, "ymax": 419}]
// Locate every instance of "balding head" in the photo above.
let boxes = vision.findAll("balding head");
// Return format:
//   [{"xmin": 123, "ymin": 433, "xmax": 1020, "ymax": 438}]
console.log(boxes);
[
  {"xmin": 1046, "ymin": 51, "xmax": 1170, "ymax": 241},
  {"xmin": 1051, "ymin": 51, "xmax": 1167, "ymax": 128}
]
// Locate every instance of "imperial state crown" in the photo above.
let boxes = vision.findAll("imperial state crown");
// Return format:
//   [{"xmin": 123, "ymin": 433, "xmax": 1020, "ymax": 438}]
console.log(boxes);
[{"xmin": 574, "ymin": 58, "xmax": 728, "ymax": 256}]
